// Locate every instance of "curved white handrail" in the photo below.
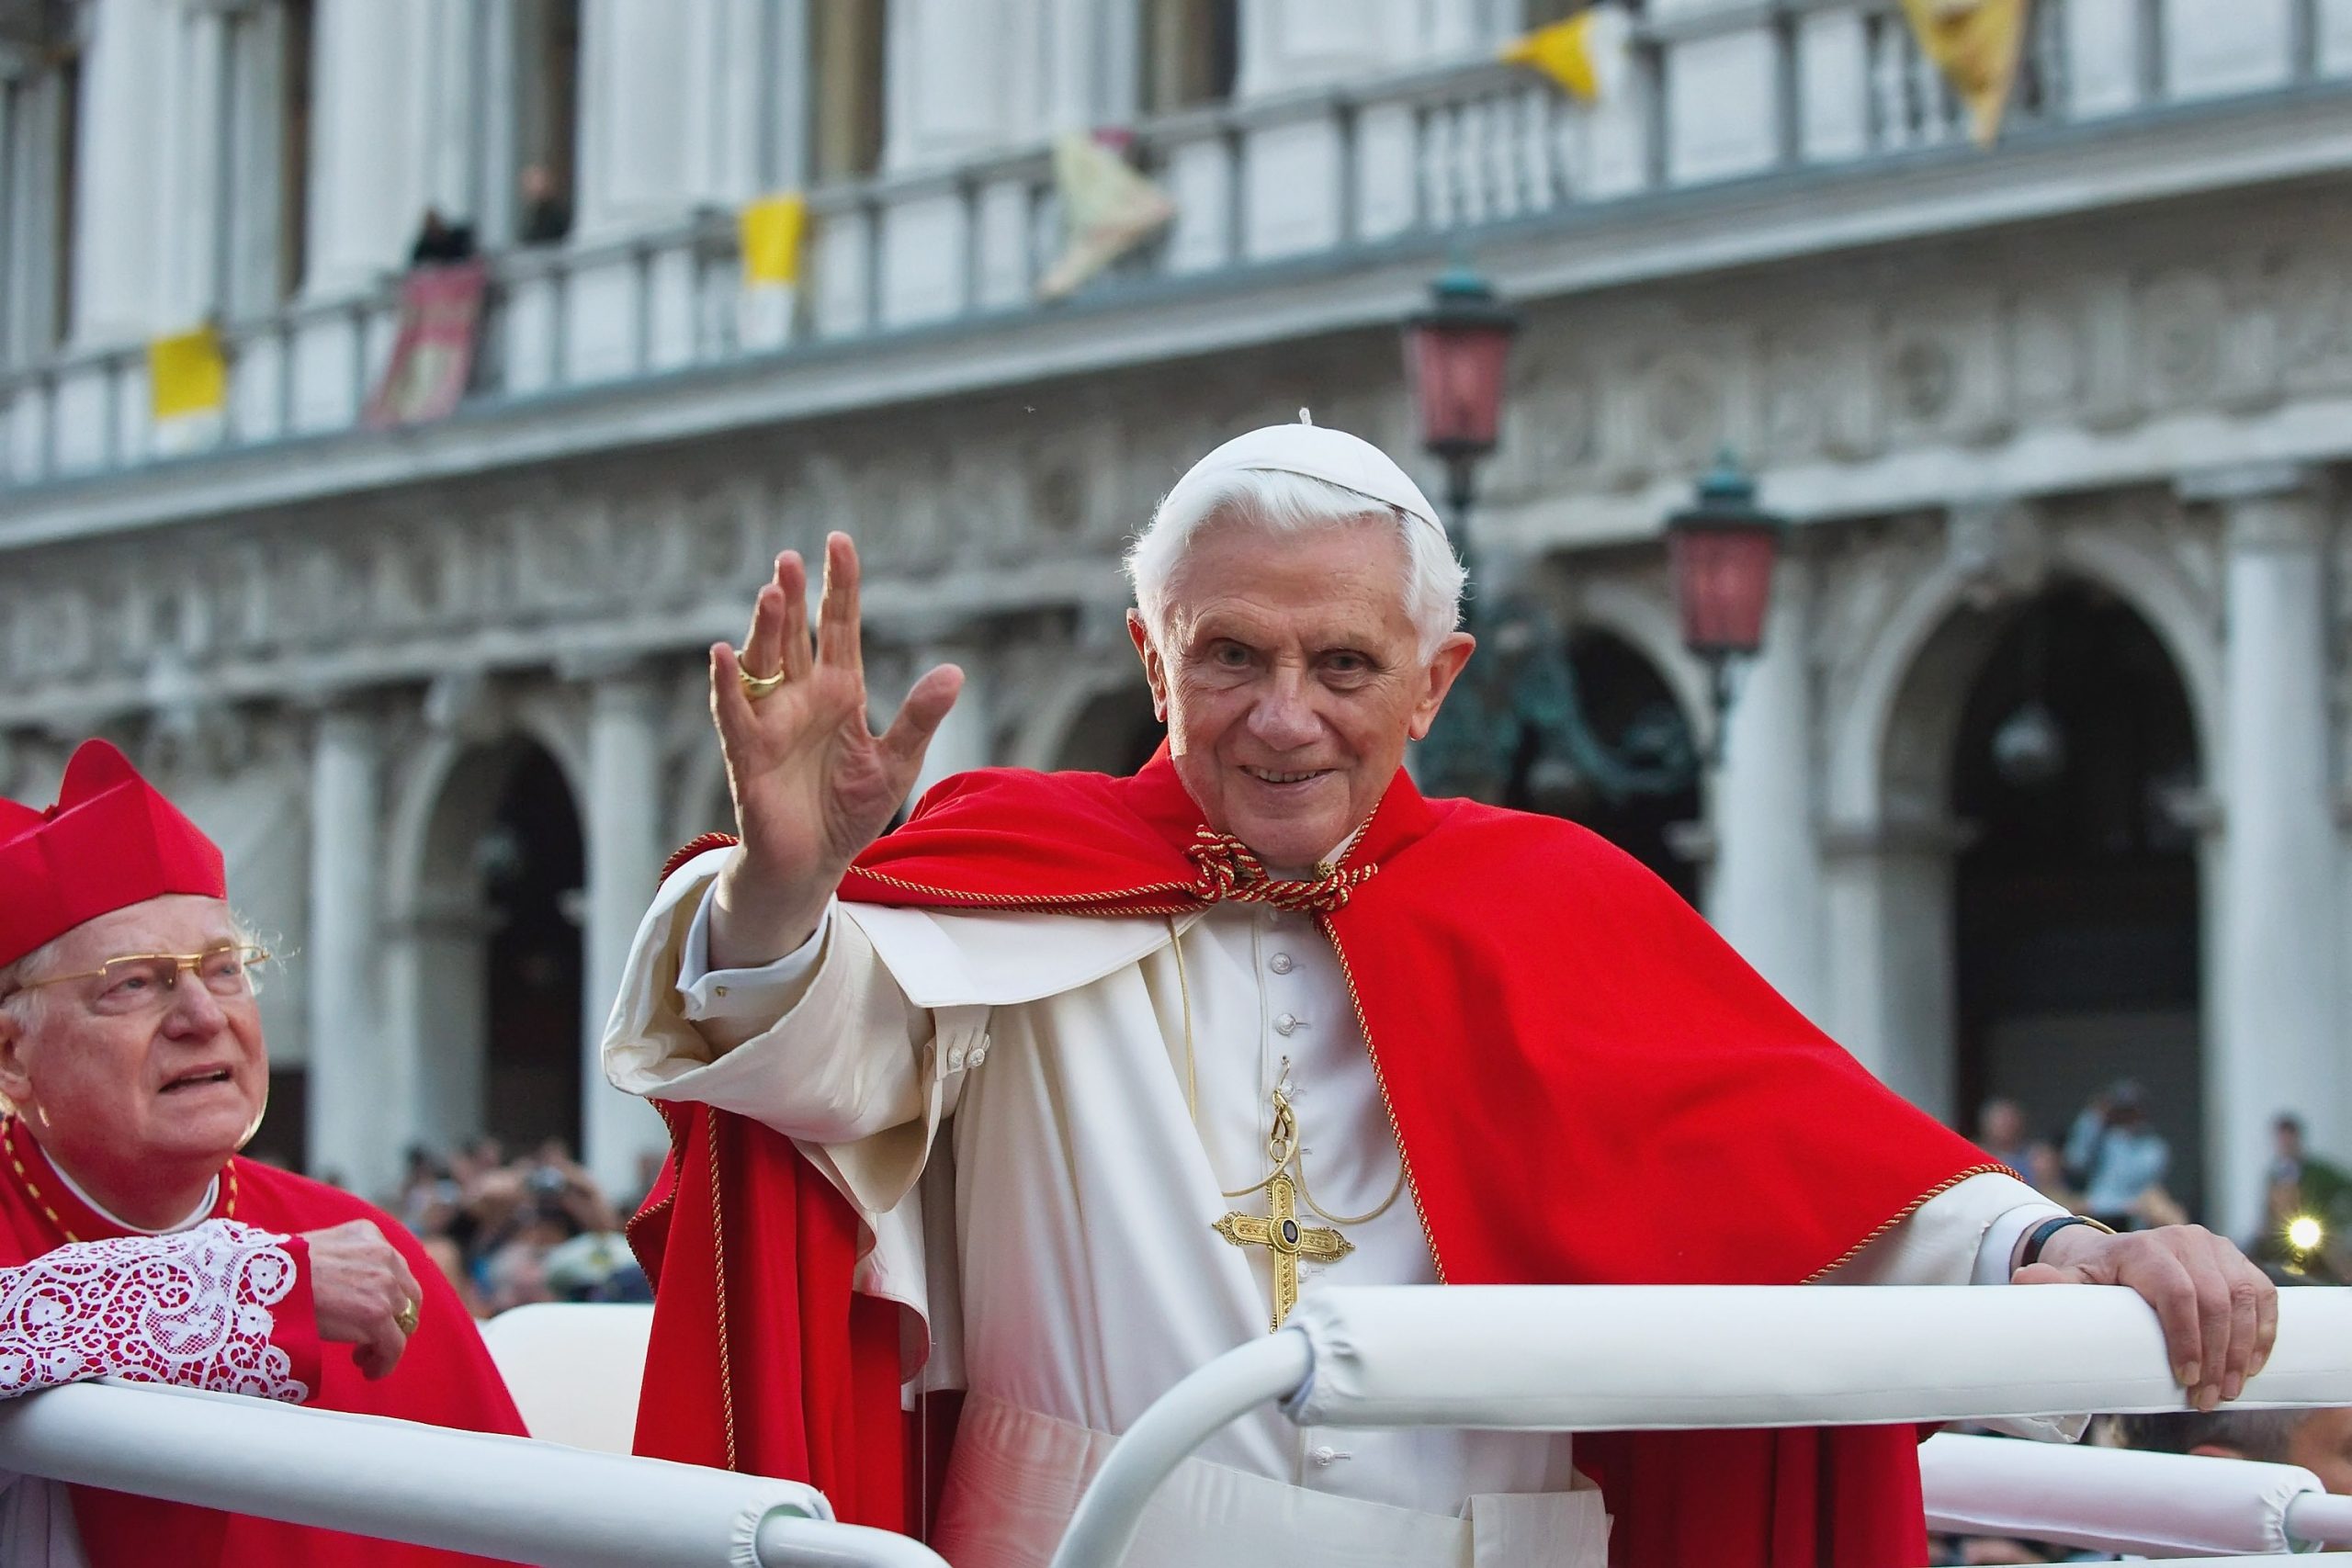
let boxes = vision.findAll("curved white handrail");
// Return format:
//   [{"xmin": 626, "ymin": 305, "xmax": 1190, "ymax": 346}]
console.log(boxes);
[
  {"xmin": 1049, "ymin": 1331, "xmax": 1314, "ymax": 1568},
  {"xmin": 1051, "ymin": 1286, "xmax": 2352, "ymax": 1568},
  {"xmin": 0, "ymin": 1378, "xmax": 948, "ymax": 1568}
]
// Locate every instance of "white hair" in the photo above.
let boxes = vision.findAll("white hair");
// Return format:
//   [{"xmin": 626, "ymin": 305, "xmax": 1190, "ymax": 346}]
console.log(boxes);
[
  {"xmin": 1124, "ymin": 468, "xmax": 1466, "ymax": 660},
  {"xmin": 0, "ymin": 936, "xmax": 62, "ymax": 1035}
]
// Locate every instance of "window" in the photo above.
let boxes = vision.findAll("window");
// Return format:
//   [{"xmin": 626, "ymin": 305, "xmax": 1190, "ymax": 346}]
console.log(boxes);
[
  {"xmin": 1139, "ymin": 0, "xmax": 1237, "ymax": 115},
  {"xmin": 511, "ymin": 0, "xmax": 578, "ymax": 243},
  {"xmin": 808, "ymin": 0, "xmax": 886, "ymax": 181},
  {"xmin": 0, "ymin": 31, "xmax": 77, "ymax": 365},
  {"xmin": 277, "ymin": 0, "xmax": 311, "ymax": 296}
]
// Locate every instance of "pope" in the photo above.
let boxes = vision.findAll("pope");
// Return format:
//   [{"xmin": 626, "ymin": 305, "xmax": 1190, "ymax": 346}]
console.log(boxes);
[
  {"xmin": 0, "ymin": 740, "xmax": 527, "ymax": 1566},
  {"xmin": 608, "ymin": 420, "xmax": 2276, "ymax": 1567}
]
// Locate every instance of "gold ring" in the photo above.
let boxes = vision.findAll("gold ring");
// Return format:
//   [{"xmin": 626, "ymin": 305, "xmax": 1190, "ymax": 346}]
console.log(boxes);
[
  {"xmin": 739, "ymin": 667, "xmax": 788, "ymax": 700},
  {"xmin": 394, "ymin": 1299, "xmax": 420, "ymax": 1337}
]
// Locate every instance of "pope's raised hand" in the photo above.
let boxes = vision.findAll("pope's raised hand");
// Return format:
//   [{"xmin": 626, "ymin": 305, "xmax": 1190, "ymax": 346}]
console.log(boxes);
[{"xmin": 707, "ymin": 533, "xmax": 962, "ymax": 967}]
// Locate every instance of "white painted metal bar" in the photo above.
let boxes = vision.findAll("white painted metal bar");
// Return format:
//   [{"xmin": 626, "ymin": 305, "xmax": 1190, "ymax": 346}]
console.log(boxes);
[
  {"xmin": 2291, "ymin": 1495, "xmax": 2352, "ymax": 1550},
  {"xmin": 1922, "ymin": 1432, "xmax": 2325, "ymax": 1556},
  {"xmin": 0, "ymin": 1378, "xmax": 949, "ymax": 1568},
  {"xmin": 1051, "ymin": 1286, "xmax": 2352, "ymax": 1568},
  {"xmin": 1047, "ymin": 1330, "xmax": 1314, "ymax": 1568}
]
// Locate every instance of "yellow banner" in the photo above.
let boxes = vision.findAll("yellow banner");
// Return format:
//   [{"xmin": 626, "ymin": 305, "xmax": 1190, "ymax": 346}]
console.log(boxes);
[
  {"xmin": 1501, "ymin": 11, "xmax": 1605, "ymax": 102},
  {"xmin": 1901, "ymin": 0, "xmax": 2032, "ymax": 145},
  {"xmin": 148, "ymin": 326, "xmax": 226, "ymax": 422},
  {"xmin": 740, "ymin": 193, "xmax": 808, "ymax": 287}
]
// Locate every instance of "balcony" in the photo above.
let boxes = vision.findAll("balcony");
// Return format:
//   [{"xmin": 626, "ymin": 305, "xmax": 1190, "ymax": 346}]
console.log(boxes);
[{"xmin": 4, "ymin": 0, "xmax": 2348, "ymax": 502}]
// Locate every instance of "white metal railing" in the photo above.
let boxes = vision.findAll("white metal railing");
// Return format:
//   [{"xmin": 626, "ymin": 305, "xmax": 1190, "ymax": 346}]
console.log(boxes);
[
  {"xmin": 1046, "ymin": 1284, "xmax": 2352, "ymax": 1568},
  {"xmin": 0, "ymin": 1377, "xmax": 946, "ymax": 1568},
  {"xmin": 0, "ymin": 0, "xmax": 2340, "ymax": 491},
  {"xmin": 1922, "ymin": 1430, "xmax": 2352, "ymax": 1557}
]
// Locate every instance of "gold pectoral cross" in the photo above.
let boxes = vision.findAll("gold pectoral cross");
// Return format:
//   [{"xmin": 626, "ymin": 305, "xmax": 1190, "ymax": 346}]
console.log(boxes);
[{"xmin": 1213, "ymin": 1170, "xmax": 1354, "ymax": 1331}]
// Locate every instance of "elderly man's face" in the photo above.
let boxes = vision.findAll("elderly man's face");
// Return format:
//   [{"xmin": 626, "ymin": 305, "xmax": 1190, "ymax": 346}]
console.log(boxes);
[
  {"xmin": 0, "ymin": 896, "xmax": 267, "ymax": 1181},
  {"xmin": 1129, "ymin": 515, "xmax": 1474, "ymax": 867}
]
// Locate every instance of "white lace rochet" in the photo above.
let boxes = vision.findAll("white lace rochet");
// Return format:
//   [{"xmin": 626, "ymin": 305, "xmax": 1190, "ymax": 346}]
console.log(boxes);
[{"xmin": 0, "ymin": 1219, "xmax": 309, "ymax": 1403}]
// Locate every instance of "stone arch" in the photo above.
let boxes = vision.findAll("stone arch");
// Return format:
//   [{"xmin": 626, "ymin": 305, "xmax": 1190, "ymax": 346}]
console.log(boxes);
[
  {"xmin": 1823, "ymin": 522, "xmax": 2217, "ymax": 1160},
  {"xmin": 1566, "ymin": 577, "xmax": 1713, "ymax": 749},
  {"xmin": 1049, "ymin": 682, "xmax": 1163, "ymax": 775},
  {"xmin": 1009, "ymin": 653, "xmax": 1159, "ymax": 775},
  {"xmin": 1827, "ymin": 528, "xmax": 2221, "ymax": 831},
  {"xmin": 384, "ymin": 729, "xmax": 586, "ymax": 1164}
]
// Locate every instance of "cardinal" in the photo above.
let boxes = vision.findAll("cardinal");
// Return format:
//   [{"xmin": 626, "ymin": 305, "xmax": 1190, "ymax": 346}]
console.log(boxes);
[
  {"xmin": 0, "ymin": 739, "xmax": 527, "ymax": 1566},
  {"xmin": 608, "ymin": 420, "xmax": 2275, "ymax": 1567}
]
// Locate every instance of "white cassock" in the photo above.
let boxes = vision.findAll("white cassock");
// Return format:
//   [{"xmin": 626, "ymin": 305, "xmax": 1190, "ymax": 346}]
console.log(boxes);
[{"xmin": 605, "ymin": 848, "xmax": 2070, "ymax": 1568}]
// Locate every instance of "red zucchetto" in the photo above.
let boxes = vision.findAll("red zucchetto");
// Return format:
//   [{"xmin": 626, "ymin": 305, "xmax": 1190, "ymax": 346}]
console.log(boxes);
[{"xmin": 0, "ymin": 739, "xmax": 227, "ymax": 968}]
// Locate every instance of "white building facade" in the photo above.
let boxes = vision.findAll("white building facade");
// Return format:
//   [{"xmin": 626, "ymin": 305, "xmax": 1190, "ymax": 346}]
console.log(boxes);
[{"xmin": 0, "ymin": 0, "xmax": 2347, "ymax": 1235}]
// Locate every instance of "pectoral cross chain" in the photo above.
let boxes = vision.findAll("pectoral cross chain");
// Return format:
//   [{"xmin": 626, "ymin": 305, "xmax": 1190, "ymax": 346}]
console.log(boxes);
[{"xmin": 1213, "ymin": 1170, "xmax": 1354, "ymax": 1331}]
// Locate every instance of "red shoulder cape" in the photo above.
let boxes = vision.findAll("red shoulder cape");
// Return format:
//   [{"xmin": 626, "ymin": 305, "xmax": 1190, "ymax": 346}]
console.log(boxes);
[
  {"xmin": 630, "ymin": 754, "xmax": 1996, "ymax": 1565},
  {"xmin": 0, "ymin": 1126, "xmax": 529, "ymax": 1568}
]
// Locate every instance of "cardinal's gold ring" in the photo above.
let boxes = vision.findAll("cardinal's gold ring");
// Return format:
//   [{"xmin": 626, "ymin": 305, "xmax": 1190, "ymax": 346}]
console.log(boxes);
[
  {"xmin": 739, "ymin": 667, "xmax": 789, "ymax": 700},
  {"xmin": 394, "ymin": 1299, "xmax": 420, "ymax": 1337}
]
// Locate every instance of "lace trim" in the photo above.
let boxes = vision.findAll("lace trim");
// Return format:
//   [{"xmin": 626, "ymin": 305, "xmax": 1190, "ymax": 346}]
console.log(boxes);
[{"xmin": 0, "ymin": 1219, "xmax": 309, "ymax": 1403}]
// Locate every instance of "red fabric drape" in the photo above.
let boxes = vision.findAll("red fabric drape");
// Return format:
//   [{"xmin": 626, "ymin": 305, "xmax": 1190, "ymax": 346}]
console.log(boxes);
[{"xmin": 632, "ymin": 753, "xmax": 1994, "ymax": 1563}]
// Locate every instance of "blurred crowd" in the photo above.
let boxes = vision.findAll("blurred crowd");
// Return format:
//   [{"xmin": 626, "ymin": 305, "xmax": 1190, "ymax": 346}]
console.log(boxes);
[
  {"xmin": 390, "ymin": 1138, "xmax": 650, "ymax": 1319},
  {"xmin": 1939, "ymin": 1092, "xmax": 2352, "ymax": 1564},
  {"xmin": 1973, "ymin": 1086, "xmax": 2352, "ymax": 1274}
]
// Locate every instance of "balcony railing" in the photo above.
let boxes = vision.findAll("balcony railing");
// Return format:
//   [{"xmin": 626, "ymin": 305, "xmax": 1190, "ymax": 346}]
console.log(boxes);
[{"xmin": 1, "ymin": 0, "xmax": 2340, "ymax": 492}]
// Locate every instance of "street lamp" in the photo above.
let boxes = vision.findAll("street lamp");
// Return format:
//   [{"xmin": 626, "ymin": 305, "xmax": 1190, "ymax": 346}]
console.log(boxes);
[
  {"xmin": 1405, "ymin": 260, "xmax": 1521, "ymax": 550},
  {"xmin": 1404, "ymin": 262, "xmax": 1787, "ymax": 802},
  {"xmin": 1665, "ymin": 451, "xmax": 1789, "ymax": 763}
]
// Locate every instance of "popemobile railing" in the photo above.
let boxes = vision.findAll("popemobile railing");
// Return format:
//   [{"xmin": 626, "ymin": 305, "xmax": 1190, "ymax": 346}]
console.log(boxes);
[
  {"xmin": 1046, "ymin": 1284, "xmax": 2352, "ymax": 1568},
  {"xmin": 0, "ymin": 1376, "xmax": 946, "ymax": 1568},
  {"xmin": 8, "ymin": 1284, "xmax": 2352, "ymax": 1564}
]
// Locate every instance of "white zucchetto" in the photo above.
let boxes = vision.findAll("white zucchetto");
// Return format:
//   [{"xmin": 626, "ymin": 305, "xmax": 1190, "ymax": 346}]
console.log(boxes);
[{"xmin": 1159, "ymin": 412, "xmax": 1444, "ymax": 535}]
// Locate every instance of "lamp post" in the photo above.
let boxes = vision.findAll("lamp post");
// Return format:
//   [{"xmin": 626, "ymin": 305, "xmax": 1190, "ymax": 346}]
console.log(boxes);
[
  {"xmin": 1664, "ymin": 452, "xmax": 1790, "ymax": 765},
  {"xmin": 1405, "ymin": 260, "xmax": 1521, "ymax": 567},
  {"xmin": 1404, "ymin": 262, "xmax": 1787, "ymax": 802}
]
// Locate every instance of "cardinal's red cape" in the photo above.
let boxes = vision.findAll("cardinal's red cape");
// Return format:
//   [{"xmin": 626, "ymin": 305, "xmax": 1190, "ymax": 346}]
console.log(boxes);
[
  {"xmin": 629, "ymin": 752, "xmax": 1998, "ymax": 1565},
  {"xmin": 0, "ymin": 1123, "xmax": 529, "ymax": 1568}
]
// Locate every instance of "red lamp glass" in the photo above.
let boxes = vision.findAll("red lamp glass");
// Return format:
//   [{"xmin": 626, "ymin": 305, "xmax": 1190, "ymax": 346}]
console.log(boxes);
[
  {"xmin": 1666, "ymin": 453, "xmax": 1786, "ymax": 660},
  {"xmin": 1405, "ymin": 264, "xmax": 1521, "ymax": 462}
]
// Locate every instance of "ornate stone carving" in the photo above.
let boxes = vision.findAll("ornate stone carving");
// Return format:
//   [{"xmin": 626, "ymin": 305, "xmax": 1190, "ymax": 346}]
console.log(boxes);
[{"xmin": 1946, "ymin": 499, "xmax": 2050, "ymax": 609}]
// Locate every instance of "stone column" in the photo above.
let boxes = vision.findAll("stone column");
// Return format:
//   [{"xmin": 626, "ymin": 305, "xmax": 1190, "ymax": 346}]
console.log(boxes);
[
  {"xmin": 305, "ymin": 0, "xmax": 426, "ymax": 295},
  {"xmin": 1706, "ymin": 558, "xmax": 1827, "ymax": 1023},
  {"xmin": 1818, "ymin": 817, "xmax": 1968, "ymax": 1121},
  {"xmin": 883, "ymin": 0, "xmax": 1024, "ymax": 172},
  {"xmin": 1235, "ymin": 0, "xmax": 1420, "ymax": 97},
  {"xmin": 67, "ymin": 0, "xmax": 173, "ymax": 344},
  {"xmin": 2208, "ymin": 468, "xmax": 2341, "ymax": 1238},
  {"xmin": 576, "ymin": 0, "xmax": 711, "ymax": 235},
  {"xmin": 581, "ymin": 671, "xmax": 669, "ymax": 1197},
  {"xmin": 157, "ymin": 6, "xmax": 231, "ymax": 325},
  {"xmin": 305, "ymin": 707, "xmax": 403, "ymax": 1195}
]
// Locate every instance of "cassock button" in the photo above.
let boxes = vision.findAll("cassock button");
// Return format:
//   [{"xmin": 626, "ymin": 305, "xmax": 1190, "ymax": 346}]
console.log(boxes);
[
  {"xmin": 1269, "ymin": 953, "xmax": 1295, "ymax": 975},
  {"xmin": 1274, "ymin": 1013, "xmax": 1300, "ymax": 1036},
  {"xmin": 947, "ymin": 1047, "xmax": 969, "ymax": 1070},
  {"xmin": 966, "ymin": 1043, "xmax": 989, "ymax": 1067}
]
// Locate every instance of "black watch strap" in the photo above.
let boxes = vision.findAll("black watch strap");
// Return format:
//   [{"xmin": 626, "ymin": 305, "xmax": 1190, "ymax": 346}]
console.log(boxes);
[{"xmin": 2019, "ymin": 1213, "xmax": 2112, "ymax": 1268}]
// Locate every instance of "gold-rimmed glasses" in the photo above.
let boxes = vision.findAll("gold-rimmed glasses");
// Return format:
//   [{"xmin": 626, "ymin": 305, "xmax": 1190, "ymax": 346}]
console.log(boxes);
[{"xmin": 6, "ymin": 944, "xmax": 273, "ymax": 1016}]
